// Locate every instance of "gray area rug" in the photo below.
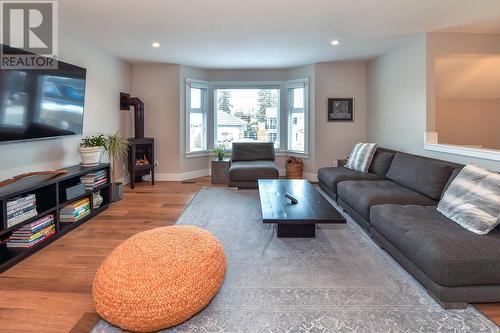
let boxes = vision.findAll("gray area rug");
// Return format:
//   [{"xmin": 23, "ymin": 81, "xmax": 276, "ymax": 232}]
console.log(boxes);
[{"xmin": 92, "ymin": 188, "xmax": 499, "ymax": 333}]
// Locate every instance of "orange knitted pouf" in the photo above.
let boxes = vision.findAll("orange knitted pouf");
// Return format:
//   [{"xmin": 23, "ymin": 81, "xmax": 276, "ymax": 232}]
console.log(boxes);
[{"xmin": 92, "ymin": 225, "xmax": 226, "ymax": 333}]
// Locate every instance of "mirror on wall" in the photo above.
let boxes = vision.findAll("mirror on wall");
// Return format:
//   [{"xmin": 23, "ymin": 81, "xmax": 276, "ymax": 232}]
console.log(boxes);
[{"xmin": 435, "ymin": 56, "xmax": 500, "ymax": 151}]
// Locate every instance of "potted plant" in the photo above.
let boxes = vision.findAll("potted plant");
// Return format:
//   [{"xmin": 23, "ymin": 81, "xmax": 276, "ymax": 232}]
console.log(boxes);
[
  {"xmin": 106, "ymin": 131, "xmax": 130, "ymax": 202},
  {"xmin": 213, "ymin": 144, "xmax": 226, "ymax": 161},
  {"xmin": 79, "ymin": 134, "xmax": 107, "ymax": 167}
]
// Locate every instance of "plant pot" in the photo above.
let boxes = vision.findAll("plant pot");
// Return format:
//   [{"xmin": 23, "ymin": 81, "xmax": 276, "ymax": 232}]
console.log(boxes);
[
  {"xmin": 111, "ymin": 182, "xmax": 124, "ymax": 202},
  {"xmin": 78, "ymin": 146, "xmax": 104, "ymax": 167}
]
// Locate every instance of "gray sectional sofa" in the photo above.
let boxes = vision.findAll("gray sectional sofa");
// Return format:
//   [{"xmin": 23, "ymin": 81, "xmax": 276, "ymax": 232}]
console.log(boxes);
[
  {"xmin": 318, "ymin": 148, "xmax": 500, "ymax": 309},
  {"xmin": 228, "ymin": 142, "xmax": 279, "ymax": 188}
]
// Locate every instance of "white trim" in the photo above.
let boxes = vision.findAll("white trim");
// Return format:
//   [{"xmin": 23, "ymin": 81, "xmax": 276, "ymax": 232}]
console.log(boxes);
[
  {"xmin": 424, "ymin": 132, "xmax": 500, "ymax": 162},
  {"xmin": 213, "ymin": 83, "xmax": 282, "ymax": 150},
  {"xmin": 185, "ymin": 78, "xmax": 209, "ymax": 154},
  {"xmin": 212, "ymin": 81, "xmax": 283, "ymax": 88},
  {"xmin": 303, "ymin": 172, "xmax": 318, "ymax": 183},
  {"xmin": 185, "ymin": 150, "xmax": 209, "ymax": 158},
  {"xmin": 286, "ymin": 151, "xmax": 310, "ymax": 159},
  {"xmin": 286, "ymin": 78, "xmax": 309, "ymax": 154},
  {"xmin": 187, "ymin": 78, "xmax": 209, "ymax": 89},
  {"xmin": 116, "ymin": 175, "xmax": 129, "ymax": 185},
  {"xmin": 155, "ymin": 169, "xmax": 211, "ymax": 181}
]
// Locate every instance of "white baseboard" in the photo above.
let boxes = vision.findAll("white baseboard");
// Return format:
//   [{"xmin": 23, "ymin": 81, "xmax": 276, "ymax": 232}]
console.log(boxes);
[
  {"xmin": 303, "ymin": 172, "xmax": 318, "ymax": 182},
  {"xmin": 125, "ymin": 168, "xmax": 318, "ymax": 183},
  {"xmin": 156, "ymin": 169, "xmax": 211, "ymax": 181},
  {"xmin": 116, "ymin": 176, "xmax": 129, "ymax": 185}
]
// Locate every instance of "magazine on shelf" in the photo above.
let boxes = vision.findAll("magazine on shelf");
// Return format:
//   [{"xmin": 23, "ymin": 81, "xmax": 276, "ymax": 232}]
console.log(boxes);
[
  {"xmin": 6, "ymin": 209, "xmax": 38, "ymax": 228},
  {"xmin": 6, "ymin": 199, "xmax": 37, "ymax": 214},
  {"xmin": 6, "ymin": 194, "xmax": 36, "ymax": 208},
  {"xmin": 60, "ymin": 209, "xmax": 90, "ymax": 223},
  {"xmin": 6, "ymin": 205, "xmax": 38, "ymax": 219},
  {"xmin": 9, "ymin": 225, "xmax": 56, "ymax": 242}
]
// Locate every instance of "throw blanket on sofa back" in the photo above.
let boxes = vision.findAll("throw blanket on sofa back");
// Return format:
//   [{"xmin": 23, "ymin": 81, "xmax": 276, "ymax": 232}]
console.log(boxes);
[{"xmin": 438, "ymin": 164, "xmax": 500, "ymax": 235}]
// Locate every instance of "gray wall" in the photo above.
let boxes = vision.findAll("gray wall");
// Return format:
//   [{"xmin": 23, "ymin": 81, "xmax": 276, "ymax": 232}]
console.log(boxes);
[
  {"xmin": 367, "ymin": 35, "xmax": 427, "ymax": 154},
  {"xmin": 315, "ymin": 61, "xmax": 368, "ymax": 170},
  {"xmin": 131, "ymin": 64, "xmax": 182, "ymax": 176},
  {"xmin": 367, "ymin": 33, "xmax": 500, "ymax": 171}
]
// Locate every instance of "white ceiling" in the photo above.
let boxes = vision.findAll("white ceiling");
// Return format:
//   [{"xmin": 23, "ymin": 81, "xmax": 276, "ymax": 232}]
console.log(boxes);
[
  {"xmin": 59, "ymin": 0, "xmax": 500, "ymax": 69},
  {"xmin": 436, "ymin": 57, "xmax": 500, "ymax": 100}
]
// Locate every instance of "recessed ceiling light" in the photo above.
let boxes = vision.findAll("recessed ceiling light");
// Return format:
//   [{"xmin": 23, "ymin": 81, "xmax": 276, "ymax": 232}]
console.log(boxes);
[
  {"xmin": 151, "ymin": 42, "xmax": 160, "ymax": 48},
  {"xmin": 330, "ymin": 39, "xmax": 341, "ymax": 46}
]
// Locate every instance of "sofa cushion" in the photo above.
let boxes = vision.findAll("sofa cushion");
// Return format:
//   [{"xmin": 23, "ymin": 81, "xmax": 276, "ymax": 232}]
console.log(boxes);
[
  {"xmin": 369, "ymin": 150, "xmax": 396, "ymax": 177},
  {"xmin": 231, "ymin": 142, "xmax": 275, "ymax": 162},
  {"xmin": 317, "ymin": 167, "xmax": 382, "ymax": 196},
  {"xmin": 370, "ymin": 205, "xmax": 500, "ymax": 286},
  {"xmin": 345, "ymin": 143, "xmax": 377, "ymax": 173},
  {"xmin": 229, "ymin": 160, "xmax": 279, "ymax": 182},
  {"xmin": 437, "ymin": 164, "xmax": 500, "ymax": 235},
  {"xmin": 337, "ymin": 180, "xmax": 436, "ymax": 222},
  {"xmin": 386, "ymin": 153, "xmax": 453, "ymax": 200}
]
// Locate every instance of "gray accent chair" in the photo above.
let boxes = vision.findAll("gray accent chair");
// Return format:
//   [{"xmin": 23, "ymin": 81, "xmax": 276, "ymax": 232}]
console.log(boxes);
[
  {"xmin": 228, "ymin": 142, "xmax": 279, "ymax": 188},
  {"xmin": 318, "ymin": 148, "xmax": 500, "ymax": 309}
]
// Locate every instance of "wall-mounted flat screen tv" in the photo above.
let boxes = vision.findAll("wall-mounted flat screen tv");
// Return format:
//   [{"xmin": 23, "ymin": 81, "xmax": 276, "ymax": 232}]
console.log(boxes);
[{"xmin": 0, "ymin": 45, "xmax": 86, "ymax": 143}]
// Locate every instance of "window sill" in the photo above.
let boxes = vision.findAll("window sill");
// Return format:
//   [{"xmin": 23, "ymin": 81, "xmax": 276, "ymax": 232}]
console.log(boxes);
[
  {"xmin": 276, "ymin": 150, "xmax": 309, "ymax": 159},
  {"xmin": 185, "ymin": 151, "xmax": 209, "ymax": 159},
  {"xmin": 424, "ymin": 132, "xmax": 500, "ymax": 162},
  {"xmin": 203, "ymin": 149, "xmax": 309, "ymax": 159}
]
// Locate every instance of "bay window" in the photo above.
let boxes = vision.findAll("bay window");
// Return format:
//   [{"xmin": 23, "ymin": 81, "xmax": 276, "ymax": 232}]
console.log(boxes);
[
  {"xmin": 186, "ymin": 79, "xmax": 208, "ymax": 153},
  {"xmin": 185, "ymin": 79, "xmax": 309, "ymax": 155}
]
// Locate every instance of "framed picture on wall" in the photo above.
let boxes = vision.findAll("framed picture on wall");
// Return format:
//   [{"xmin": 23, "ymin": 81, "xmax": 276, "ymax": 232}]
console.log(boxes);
[{"xmin": 327, "ymin": 98, "xmax": 354, "ymax": 121}]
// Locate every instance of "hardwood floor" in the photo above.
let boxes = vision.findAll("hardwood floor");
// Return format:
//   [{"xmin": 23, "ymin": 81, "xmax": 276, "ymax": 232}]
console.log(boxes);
[
  {"xmin": 477, "ymin": 303, "xmax": 500, "ymax": 327},
  {"xmin": 0, "ymin": 177, "xmax": 498, "ymax": 332},
  {"xmin": 0, "ymin": 179, "xmax": 213, "ymax": 333}
]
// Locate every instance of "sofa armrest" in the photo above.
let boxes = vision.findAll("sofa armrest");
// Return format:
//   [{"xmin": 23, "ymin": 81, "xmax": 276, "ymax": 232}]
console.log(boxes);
[{"xmin": 338, "ymin": 159, "xmax": 348, "ymax": 167}]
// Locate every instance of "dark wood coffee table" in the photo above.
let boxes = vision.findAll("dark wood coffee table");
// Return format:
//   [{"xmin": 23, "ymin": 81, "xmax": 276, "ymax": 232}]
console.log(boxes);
[{"xmin": 258, "ymin": 179, "xmax": 346, "ymax": 238}]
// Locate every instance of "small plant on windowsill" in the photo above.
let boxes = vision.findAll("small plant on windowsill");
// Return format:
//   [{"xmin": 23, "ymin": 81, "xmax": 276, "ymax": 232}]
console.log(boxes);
[
  {"xmin": 213, "ymin": 145, "xmax": 226, "ymax": 161},
  {"xmin": 79, "ymin": 134, "xmax": 107, "ymax": 167}
]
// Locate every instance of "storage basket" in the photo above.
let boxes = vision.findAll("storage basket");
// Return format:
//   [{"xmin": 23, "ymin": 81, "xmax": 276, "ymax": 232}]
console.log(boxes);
[{"xmin": 285, "ymin": 157, "xmax": 303, "ymax": 179}]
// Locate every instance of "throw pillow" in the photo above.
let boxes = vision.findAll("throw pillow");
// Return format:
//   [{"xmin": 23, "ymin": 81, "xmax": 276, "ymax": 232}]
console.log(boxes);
[
  {"xmin": 437, "ymin": 164, "xmax": 500, "ymax": 235},
  {"xmin": 345, "ymin": 143, "xmax": 377, "ymax": 173}
]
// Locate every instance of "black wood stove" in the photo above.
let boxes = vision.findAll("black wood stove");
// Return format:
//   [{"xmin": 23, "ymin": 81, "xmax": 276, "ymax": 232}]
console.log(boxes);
[{"xmin": 120, "ymin": 93, "xmax": 155, "ymax": 189}]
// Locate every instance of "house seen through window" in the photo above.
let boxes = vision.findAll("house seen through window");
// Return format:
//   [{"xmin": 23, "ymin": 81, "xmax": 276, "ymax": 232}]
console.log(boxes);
[{"xmin": 215, "ymin": 88, "xmax": 280, "ymax": 149}]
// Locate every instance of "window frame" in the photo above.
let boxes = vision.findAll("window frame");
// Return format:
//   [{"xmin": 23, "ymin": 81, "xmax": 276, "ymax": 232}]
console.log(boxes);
[
  {"xmin": 212, "ymin": 82, "xmax": 282, "ymax": 151},
  {"xmin": 286, "ymin": 78, "xmax": 309, "ymax": 155},
  {"xmin": 185, "ymin": 79, "xmax": 209, "ymax": 156}
]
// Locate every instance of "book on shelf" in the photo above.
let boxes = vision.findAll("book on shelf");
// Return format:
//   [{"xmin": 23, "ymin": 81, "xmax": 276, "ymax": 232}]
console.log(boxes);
[
  {"xmin": 7, "ymin": 206, "xmax": 38, "ymax": 219},
  {"xmin": 7, "ymin": 229, "xmax": 55, "ymax": 248},
  {"xmin": 6, "ymin": 209, "xmax": 38, "ymax": 228},
  {"xmin": 6, "ymin": 194, "xmax": 36, "ymax": 209},
  {"xmin": 6, "ymin": 214, "xmax": 56, "ymax": 248},
  {"xmin": 60, "ymin": 209, "xmax": 90, "ymax": 223},
  {"xmin": 6, "ymin": 198, "xmax": 36, "ymax": 214},
  {"xmin": 13, "ymin": 215, "xmax": 54, "ymax": 234},
  {"xmin": 6, "ymin": 193, "xmax": 38, "ymax": 228},
  {"xmin": 80, "ymin": 170, "xmax": 108, "ymax": 190},
  {"xmin": 60, "ymin": 197, "xmax": 91, "ymax": 223}
]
